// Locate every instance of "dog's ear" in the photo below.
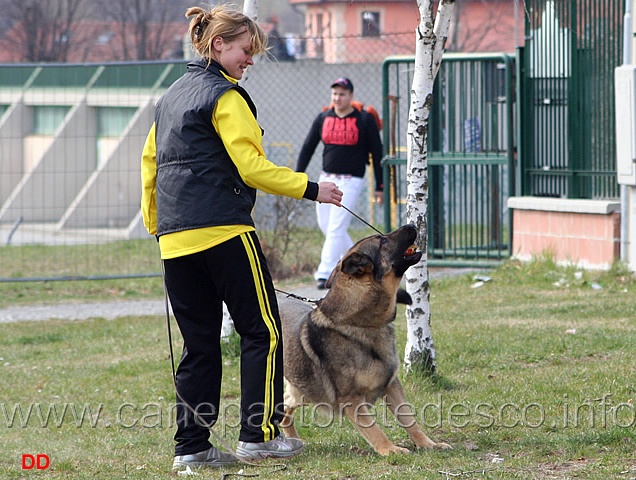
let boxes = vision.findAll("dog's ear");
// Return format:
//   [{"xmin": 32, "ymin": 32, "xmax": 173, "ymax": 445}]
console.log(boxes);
[
  {"xmin": 396, "ymin": 288, "xmax": 412, "ymax": 305},
  {"xmin": 341, "ymin": 252, "xmax": 374, "ymax": 276},
  {"xmin": 324, "ymin": 264, "xmax": 338, "ymax": 288}
]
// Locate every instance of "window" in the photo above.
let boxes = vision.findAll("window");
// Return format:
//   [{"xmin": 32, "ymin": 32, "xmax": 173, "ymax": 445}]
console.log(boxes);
[
  {"xmin": 32, "ymin": 106, "xmax": 70, "ymax": 135},
  {"xmin": 361, "ymin": 11, "xmax": 380, "ymax": 37},
  {"xmin": 97, "ymin": 32, "xmax": 114, "ymax": 46},
  {"xmin": 96, "ymin": 107, "xmax": 136, "ymax": 137}
]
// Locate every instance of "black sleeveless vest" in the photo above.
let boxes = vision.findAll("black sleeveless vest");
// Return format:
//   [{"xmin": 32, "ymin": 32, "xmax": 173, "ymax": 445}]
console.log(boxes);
[{"xmin": 154, "ymin": 59, "xmax": 258, "ymax": 236}]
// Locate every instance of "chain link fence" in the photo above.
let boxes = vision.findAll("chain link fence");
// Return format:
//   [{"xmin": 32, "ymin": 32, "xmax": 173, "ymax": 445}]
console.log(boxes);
[{"xmin": 0, "ymin": 35, "xmax": 409, "ymax": 282}]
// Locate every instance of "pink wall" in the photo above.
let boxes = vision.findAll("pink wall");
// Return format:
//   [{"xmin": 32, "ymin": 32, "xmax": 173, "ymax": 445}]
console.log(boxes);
[{"xmin": 510, "ymin": 200, "xmax": 621, "ymax": 269}]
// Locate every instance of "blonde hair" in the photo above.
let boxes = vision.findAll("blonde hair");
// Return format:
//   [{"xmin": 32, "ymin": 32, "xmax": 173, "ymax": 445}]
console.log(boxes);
[{"xmin": 185, "ymin": 5, "xmax": 268, "ymax": 61}]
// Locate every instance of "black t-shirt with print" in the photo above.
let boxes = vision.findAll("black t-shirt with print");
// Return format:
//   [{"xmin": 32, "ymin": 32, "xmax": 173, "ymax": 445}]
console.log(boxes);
[{"xmin": 296, "ymin": 108, "xmax": 384, "ymax": 191}]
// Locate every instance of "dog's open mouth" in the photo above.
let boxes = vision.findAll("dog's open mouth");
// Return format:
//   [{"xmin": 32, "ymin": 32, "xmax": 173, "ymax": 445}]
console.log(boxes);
[{"xmin": 403, "ymin": 244, "xmax": 422, "ymax": 262}]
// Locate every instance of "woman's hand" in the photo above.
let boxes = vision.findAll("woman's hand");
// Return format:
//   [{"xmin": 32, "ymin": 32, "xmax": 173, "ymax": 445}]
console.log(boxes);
[{"xmin": 316, "ymin": 182, "xmax": 343, "ymax": 206}]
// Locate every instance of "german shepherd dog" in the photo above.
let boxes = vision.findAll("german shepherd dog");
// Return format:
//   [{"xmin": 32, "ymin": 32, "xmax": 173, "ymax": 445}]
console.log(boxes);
[{"xmin": 277, "ymin": 224, "xmax": 451, "ymax": 455}]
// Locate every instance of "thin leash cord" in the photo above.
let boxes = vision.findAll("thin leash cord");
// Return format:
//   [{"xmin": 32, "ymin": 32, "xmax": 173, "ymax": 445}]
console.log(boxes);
[
  {"xmin": 340, "ymin": 203, "xmax": 383, "ymax": 235},
  {"xmin": 160, "ymin": 259, "xmax": 286, "ymax": 477},
  {"xmin": 273, "ymin": 288, "xmax": 320, "ymax": 304},
  {"xmin": 274, "ymin": 205, "xmax": 382, "ymax": 302}
]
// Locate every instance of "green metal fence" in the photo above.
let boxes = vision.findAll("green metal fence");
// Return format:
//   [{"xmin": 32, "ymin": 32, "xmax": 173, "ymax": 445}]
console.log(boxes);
[
  {"xmin": 518, "ymin": 0, "xmax": 624, "ymax": 199},
  {"xmin": 381, "ymin": 53, "xmax": 516, "ymax": 265}
]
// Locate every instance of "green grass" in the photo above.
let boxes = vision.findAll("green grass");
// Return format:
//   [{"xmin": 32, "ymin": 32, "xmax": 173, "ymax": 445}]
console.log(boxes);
[
  {"xmin": 0, "ymin": 240, "xmax": 162, "ymax": 280},
  {"xmin": 1, "ymin": 258, "xmax": 635, "ymax": 479}
]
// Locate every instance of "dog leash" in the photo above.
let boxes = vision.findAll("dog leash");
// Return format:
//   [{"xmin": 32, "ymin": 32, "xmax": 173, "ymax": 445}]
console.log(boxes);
[
  {"xmin": 340, "ymin": 204, "xmax": 384, "ymax": 235},
  {"xmin": 160, "ymin": 259, "xmax": 287, "ymax": 478},
  {"xmin": 274, "ymin": 288, "xmax": 321, "ymax": 304},
  {"xmin": 272, "ymin": 205, "xmax": 384, "ymax": 303}
]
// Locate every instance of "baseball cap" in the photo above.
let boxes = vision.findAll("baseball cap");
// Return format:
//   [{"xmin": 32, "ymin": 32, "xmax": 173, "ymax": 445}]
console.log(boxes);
[{"xmin": 330, "ymin": 77, "xmax": 354, "ymax": 92}]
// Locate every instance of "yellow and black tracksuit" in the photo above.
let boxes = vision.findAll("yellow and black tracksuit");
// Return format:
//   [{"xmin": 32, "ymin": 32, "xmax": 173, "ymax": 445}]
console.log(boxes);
[{"xmin": 141, "ymin": 59, "xmax": 318, "ymax": 456}]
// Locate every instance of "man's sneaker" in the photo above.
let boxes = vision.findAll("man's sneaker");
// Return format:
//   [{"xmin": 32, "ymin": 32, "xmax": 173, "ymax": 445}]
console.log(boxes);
[
  {"xmin": 236, "ymin": 434, "xmax": 305, "ymax": 461},
  {"xmin": 172, "ymin": 446, "xmax": 238, "ymax": 470},
  {"xmin": 316, "ymin": 278, "xmax": 328, "ymax": 290}
]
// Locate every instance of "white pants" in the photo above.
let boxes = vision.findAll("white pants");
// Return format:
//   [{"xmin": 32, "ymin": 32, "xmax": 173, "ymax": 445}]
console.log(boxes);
[{"xmin": 315, "ymin": 173, "xmax": 365, "ymax": 280}]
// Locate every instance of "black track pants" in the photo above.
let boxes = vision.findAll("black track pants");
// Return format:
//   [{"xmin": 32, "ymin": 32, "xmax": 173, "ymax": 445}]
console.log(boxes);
[{"xmin": 163, "ymin": 231, "xmax": 283, "ymax": 456}]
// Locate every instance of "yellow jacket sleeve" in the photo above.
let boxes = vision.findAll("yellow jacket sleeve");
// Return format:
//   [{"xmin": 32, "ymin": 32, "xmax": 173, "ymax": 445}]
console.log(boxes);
[
  {"xmin": 213, "ymin": 89, "xmax": 309, "ymax": 199},
  {"xmin": 140, "ymin": 123, "xmax": 157, "ymax": 236}
]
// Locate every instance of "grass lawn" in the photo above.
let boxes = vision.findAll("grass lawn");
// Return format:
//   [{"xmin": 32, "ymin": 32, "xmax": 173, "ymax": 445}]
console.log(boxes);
[{"xmin": 1, "ymin": 258, "xmax": 635, "ymax": 479}]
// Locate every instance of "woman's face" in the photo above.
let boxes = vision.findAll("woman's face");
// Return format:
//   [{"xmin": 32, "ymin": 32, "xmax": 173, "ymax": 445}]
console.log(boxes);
[{"xmin": 214, "ymin": 30, "xmax": 254, "ymax": 80}]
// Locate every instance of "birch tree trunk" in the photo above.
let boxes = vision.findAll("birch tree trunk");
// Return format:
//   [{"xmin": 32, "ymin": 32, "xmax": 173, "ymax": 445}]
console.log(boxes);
[
  {"xmin": 404, "ymin": 0, "xmax": 455, "ymax": 374},
  {"xmin": 242, "ymin": 0, "xmax": 259, "ymax": 82},
  {"xmin": 242, "ymin": 0, "xmax": 258, "ymax": 20}
]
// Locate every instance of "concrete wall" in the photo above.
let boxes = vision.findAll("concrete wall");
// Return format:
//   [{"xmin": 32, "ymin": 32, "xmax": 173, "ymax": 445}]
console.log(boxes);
[
  {"xmin": 58, "ymin": 100, "xmax": 156, "ymax": 229},
  {"xmin": 0, "ymin": 100, "xmax": 30, "ymax": 205},
  {"xmin": 0, "ymin": 101, "xmax": 97, "ymax": 223}
]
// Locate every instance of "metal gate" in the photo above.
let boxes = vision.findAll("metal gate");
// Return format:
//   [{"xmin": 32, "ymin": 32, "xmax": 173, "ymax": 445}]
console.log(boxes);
[
  {"xmin": 518, "ymin": 0, "xmax": 623, "ymax": 199},
  {"xmin": 381, "ymin": 53, "xmax": 516, "ymax": 265}
]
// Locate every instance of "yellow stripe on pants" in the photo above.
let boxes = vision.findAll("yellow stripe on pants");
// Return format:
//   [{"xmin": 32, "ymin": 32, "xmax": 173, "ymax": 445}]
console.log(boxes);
[{"xmin": 240, "ymin": 232, "xmax": 279, "ymax": 441}]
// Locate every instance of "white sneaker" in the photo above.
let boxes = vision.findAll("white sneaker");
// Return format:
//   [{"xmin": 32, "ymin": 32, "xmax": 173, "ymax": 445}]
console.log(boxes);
[
  {"xmin": 172, "ymin": 446, "xmax": 237, "ymax": 470},
  {"xmin": 236, "ymin": 434, "xmax": 304, "ymax": 460}
]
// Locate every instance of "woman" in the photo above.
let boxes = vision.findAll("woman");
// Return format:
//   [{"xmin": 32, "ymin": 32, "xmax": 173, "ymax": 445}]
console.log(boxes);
[{"xmin": 140, "ymin": 5, "xmax": 343, "ymax": 472}]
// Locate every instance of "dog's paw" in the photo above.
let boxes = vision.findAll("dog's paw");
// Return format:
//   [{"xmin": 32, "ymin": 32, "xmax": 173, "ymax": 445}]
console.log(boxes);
[
  {"xmin": 378, "ymin": 444, "xmax": 411, "ymax": 455},
  {"xmin": 413, "ymin": 439, "xmax": 453, "ymax": 450},
  {"xmin": 433, "ymin": 441, "xmax": 453, "ymax": 450}
]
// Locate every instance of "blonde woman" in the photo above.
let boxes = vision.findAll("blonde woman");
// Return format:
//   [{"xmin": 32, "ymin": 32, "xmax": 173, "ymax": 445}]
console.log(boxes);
[{"xmin": 141, "ymin": 4, "xmax": 343, "ymax": 472}]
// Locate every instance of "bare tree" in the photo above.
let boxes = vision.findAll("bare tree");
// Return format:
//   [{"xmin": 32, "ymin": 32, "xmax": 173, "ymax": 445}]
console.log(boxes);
[
  {"xmin": 94, "ymin": 0, "xmax": 180, "ymax": 61},
  {"xmin": 0, "ymin": 0, "xmax": 85, "ymax": 62},
  {"xmin": 448, "ymin": 0, "xmax": 518, "ymax": 52},
  {"xmin": 403, "ymin": 0, "xmax": 455, "ymax": 374}
]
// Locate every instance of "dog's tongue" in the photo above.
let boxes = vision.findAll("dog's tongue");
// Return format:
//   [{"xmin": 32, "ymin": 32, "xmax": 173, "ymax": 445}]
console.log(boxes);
[{"xmin": 404, "ymin": 245, "xmax": 419, "ymax": 257}]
